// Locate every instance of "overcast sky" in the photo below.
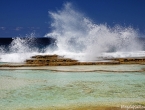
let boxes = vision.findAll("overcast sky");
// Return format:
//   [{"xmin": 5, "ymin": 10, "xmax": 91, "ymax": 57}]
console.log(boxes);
[{"xmin": 0, "ymin": 0, "xmax": 145, "ymax": 37}]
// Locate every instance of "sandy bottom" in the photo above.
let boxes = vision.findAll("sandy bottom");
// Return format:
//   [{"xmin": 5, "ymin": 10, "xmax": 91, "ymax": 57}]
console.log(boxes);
[
  {"xmin": 21, "ymin": 106, "xmax": 123, "ymax": 110},
  {"xmin": 0, "ymin": 64, "xmax": 145, "ymax": 72},
  {"xmin": 0, "ymin": 65, "xmax": 145, "ymax": 110}
]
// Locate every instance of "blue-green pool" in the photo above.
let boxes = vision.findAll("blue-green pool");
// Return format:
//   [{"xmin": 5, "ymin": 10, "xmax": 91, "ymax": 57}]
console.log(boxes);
[{"xmin": 0, "ymin": 65, "xmax": 145, "ymax": 110}]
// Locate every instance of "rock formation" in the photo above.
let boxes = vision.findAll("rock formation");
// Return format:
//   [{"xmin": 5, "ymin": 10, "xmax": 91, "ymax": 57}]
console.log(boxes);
[{"xmin": 1, "ymin": 54, "xmax": 145, "ymax": 67}]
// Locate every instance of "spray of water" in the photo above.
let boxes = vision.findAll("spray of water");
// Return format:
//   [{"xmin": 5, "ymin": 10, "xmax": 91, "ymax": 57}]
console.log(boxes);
[
  {"xmin": 45, "ymin": 3, "xmax": 144, "ymax": 61},
  {"xmin": 0, "ymin": 34, "xmax": 40, "ymax": 63},
  {"xmin": 0, "ymin": 2, "xmax": 144, "ymax": 63}
]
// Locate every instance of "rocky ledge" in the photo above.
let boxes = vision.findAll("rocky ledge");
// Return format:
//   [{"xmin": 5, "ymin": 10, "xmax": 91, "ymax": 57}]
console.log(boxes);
[{"xmin": 1, "ymin": 54, "xmax": 145, "ymax": 67}]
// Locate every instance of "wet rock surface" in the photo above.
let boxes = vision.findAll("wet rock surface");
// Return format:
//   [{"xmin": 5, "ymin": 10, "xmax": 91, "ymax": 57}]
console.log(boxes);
[{"xmin": 1, "ymin": 54, "xmax": 145, "ymax": 67}]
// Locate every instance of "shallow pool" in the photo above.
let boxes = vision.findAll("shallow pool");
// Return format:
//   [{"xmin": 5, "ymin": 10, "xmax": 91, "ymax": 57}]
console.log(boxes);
[{"xmin": 0, "ymin": 65, "xmax": 145, "ymax": 110}]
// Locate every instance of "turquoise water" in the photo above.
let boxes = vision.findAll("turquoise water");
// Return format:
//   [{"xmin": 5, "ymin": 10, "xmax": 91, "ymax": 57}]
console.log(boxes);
[{"xmin": 0, "ymin": 65, "xmax": 145, "ymax": 109}]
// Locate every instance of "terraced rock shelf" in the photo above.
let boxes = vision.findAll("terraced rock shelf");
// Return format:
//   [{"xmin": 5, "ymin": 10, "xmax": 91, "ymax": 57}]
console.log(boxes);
[
  {"xmin": 1, "ymin": 54, "xmax": 145, "ymax": 67},
  {"xmin": 25, "ymin": 55, "xmax": 119, "ymax": 66}
]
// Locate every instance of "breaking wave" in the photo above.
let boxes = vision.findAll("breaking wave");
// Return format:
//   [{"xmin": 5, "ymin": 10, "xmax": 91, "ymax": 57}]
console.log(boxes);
[
  {"xmin": 0, "ymin": 34, "xmax": 39, "ymax": 62},
  {"xmin": 0, "ymin": 2, "xmax": 145, "ymax": 63},
  {"xmin": 45, "ymin": 3, "xmax": 144, "ymax": 61}
]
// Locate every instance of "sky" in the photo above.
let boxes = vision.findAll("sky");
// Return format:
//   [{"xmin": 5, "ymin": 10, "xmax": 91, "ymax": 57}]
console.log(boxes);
[{"xmin": 0, "ymin": 0, "xmax": 145, "ymax": 38}]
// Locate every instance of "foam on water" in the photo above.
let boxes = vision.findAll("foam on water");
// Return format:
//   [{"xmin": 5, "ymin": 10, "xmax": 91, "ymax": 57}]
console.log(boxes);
[{"xmin": 0, "ymin": 2, "xmax": 145, "ymax": 63}]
